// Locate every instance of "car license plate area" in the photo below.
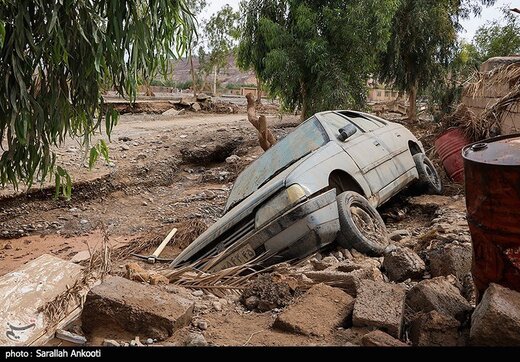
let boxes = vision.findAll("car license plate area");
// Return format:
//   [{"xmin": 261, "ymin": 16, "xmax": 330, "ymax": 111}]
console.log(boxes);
[{"xmin": 210, "ymin": 244, "xmax": 256, "ymax": 272}]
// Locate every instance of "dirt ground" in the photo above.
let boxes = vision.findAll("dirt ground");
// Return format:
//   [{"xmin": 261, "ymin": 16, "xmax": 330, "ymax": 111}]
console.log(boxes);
[{"xmin": 0, "ymin": 103, "xmax": 468, "ymax": 346}]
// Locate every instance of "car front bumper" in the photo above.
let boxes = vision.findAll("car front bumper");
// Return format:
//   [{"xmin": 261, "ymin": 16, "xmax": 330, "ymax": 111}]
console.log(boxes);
[{"xmin": 209, "ymin": 189, "xmax": 340, "ymax": 271}]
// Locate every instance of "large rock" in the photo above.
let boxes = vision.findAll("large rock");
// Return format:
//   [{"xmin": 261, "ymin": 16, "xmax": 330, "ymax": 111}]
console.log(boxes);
[
  {"xmin": 407, "ymin": 276, "xmax": 472, "ymax": 322},
  {"xmin": 304, "ymin": 268, "xmax": 383, "ymax": 297},
  {"xmin": 382, "ymin": 246, "xmax": 425, "ymax": 282},
  {"xmin": 273, "ymin": 284, "xmax": 354, "ymax": 337},
  {"xmin": 409, "ymin": 311, "xmax": 460, "ymax": 346},
  {"xmin": 82, "ymin": 276, "xmax": 194, "ymax": 341},
  {"xmin": 428, "ymin": 243, "xmax": 472, "ymax": 280},
  {"xmin": 352, "ymin": 280, "xmax": 406, "ymax": 338},
  {"xmin": 470, "ymin": 283, "xmax": 520, "ymax": 346},
  {"xmin": 361, "ymin": 330, "xmax": 408, "ymax": 347}
]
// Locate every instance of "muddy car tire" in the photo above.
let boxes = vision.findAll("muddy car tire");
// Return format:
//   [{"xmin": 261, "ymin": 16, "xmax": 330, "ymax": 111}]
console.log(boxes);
[
  {"xmin": 413, "ymin": 153, "xmax": 443, "ymax": 195},
  {"xmin": 336, "ymin": 191, "xmax": 389, "ymax": 256}
]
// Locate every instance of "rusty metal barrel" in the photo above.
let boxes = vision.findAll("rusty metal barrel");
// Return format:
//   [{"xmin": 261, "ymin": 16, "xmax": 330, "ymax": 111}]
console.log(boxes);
[
  {"xmin": 463, "ymin": 134, "xmax": 520, "ymax": 297},
  {"xmin": 435, "ymin": 128, "xmax": 470, "ymax": 183}
]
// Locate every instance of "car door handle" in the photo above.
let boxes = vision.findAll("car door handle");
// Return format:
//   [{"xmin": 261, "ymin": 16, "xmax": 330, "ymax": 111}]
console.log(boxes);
[{"xmin": 373, "ymin": 140, "xmax": 381, "ymax": 146}]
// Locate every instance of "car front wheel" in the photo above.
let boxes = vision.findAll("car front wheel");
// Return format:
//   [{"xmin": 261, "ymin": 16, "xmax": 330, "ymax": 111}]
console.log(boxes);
[
  {"xmin": 413, "ymin": 153, "xmax": 443, "ymax": 195},
  {"xmin": 336, "ymin": 191, "xmax": 389, "ymax": 256}
]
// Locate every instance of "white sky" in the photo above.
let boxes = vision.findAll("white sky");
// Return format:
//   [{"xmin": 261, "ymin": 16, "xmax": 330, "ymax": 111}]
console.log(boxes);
[{"xmin": 202, "ymin": 0, "xmax": 515, "ymax": 41}]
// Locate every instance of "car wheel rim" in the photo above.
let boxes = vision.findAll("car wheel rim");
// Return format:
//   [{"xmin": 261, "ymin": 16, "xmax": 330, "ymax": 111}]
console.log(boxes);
[
  {"xmin": 350, "ymin": 204, "xmax": 386, "ymax": 247},
  {"xmin": 424, "ymin": 162, "xmax": 440, "ymax": 189}
]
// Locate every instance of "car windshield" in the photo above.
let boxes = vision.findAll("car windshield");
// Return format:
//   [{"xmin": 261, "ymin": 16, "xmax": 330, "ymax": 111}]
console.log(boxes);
[{"xmin": 225, "ymin": 117, "xmax": 328, "ymax": 211}]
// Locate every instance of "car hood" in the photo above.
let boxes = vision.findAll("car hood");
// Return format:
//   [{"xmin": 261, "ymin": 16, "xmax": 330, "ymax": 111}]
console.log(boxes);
[{"xmin": 170, "ymin": 154, "xmax": 314, "ymax": 266}]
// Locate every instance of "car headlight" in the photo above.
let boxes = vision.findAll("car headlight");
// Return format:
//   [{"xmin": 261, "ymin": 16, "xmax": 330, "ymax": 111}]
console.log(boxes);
[{"xmin": 255, "ymin": 184, "xmax": 307, "ymax": 228}]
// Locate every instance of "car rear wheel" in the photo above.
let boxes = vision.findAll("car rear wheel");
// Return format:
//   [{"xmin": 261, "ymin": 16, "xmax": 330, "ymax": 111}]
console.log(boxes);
[
  {"xmin": 413, "ymin": 153, "xmax": 443, "ymax": 195},
  {"xmin": 336, "ymin": 191, "xmax": 389, "ymax": 256}
]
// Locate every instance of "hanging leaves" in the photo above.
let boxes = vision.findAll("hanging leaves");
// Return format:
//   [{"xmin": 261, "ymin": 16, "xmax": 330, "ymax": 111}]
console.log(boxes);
[{"xmin": 0, "ymin": 0, "xmax": 195, "ymax": 196}]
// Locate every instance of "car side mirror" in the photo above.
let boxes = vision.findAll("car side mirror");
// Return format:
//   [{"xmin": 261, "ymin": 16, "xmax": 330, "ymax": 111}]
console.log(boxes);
[{"xmin": 338, "ymin": 124, "xmax": 357, "ymax": 142}]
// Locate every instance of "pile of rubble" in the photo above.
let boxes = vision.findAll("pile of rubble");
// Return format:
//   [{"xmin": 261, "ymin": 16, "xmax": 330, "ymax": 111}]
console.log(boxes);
[
  {"xmin": 45, "ymin": 195, "xmax": 520, "ymax": 347},
  {"xmin": 163, "ymin": 94, "xmax": 240, "ymax": 115}
]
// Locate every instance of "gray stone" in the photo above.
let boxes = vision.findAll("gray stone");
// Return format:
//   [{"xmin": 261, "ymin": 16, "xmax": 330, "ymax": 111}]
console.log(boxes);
[
  {"xmin": 361, "ymin": 330, "xmax": 408, "ymax": 347},
  {"xmin": 352, "ymin": 280, "xmax": 406, "ymax": 338},
  {"xmin": 146, "ymin": 338, "xmax": 154, "ymax": 345},
  {"xmin": 410, "ymin": 310, "xmax": 460, "ymax": 346},
  {"xmin": 383, "ymin": 247, "xmax": 425, "ymax": 282},
  {"xmin": 273, "ymin": 284, "xmax": 354, "ymax": 337},
  {"xmin": 470, "ymin": 283, "xmax": 520, "ymax": 346},
  {"xmin": 407, "ymin": 276, "xmax": 472, "ymax": 322},
  {"xmin": 186, "ymin": 332, "xmax": 208, "ymax": 347},
  {"xmin": 225, "ymin": 155, "xmax": 241, "ymax": 164},
  {"xmin": 197, "ymin": 320, "xmax": 208, "ymax": 330},
  {"xmin": 121, "ymin": 144, "xmax": 130, "ymax": 151},
  {"xmin": 82, "ymin": 276, "xmax": 194, "ymax": 341},
  {"xmin": 428, "ymin": 243, "xmax": 472, "ymax": 280},
  {"xmin": 136, "ymin": 153, "xmax": 147, "ymax": 160}
]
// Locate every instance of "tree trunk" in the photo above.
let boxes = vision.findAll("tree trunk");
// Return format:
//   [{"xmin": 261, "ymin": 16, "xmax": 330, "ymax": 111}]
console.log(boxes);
[
  {"xmin": 256, "ymin": 77, "xmax": 262, "ymax": 106},
  {"xmin": 213, "ymin": 66, "xmax": 217, "ymax": 96},
  {"xmin": 300, "ymin": 81, "xmax": 307, "ymax": 122},
  {"xmin": 407, "ymin": 82, "xmax": 418, "ymax": 121},
  {"xmin": 189, "ymin": 46, "xmax": 197, "ymax": 97}
]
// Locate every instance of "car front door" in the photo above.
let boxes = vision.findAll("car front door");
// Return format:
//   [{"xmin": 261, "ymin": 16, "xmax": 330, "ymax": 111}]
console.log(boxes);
[{"xmin": 322, "ymin": 112, "xmax": 400, "ymax": 202}]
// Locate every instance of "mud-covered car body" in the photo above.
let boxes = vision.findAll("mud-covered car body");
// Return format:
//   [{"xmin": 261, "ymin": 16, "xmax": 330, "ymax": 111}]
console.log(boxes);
[{"xmin": 171, "ymin": 110, "xmax": 425, "ymax": 270}]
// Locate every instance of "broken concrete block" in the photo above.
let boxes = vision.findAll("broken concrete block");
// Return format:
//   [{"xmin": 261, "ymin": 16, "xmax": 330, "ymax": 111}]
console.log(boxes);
[
  {"xmin": 407, "ymin": 276, "xmax": 472, "ymax": 322},
  {"xmin": 304, "ymin": 268, "xmax": 383, "ymax": 297},
  {"xmin": 352, "ymin": 280, "xmax": 406, "ymax": 338},
  {"xmin": 382, "ymin": 246, "xmax": 425, "ymax": 282},
  {"xmin": 409, "ymin": 311, "xmax": 460, "ymax": 346},
  {"xmin": 273, "ymin": 284, "xmax": 354, "ymax": 337},
  {"xmin": 310, "ymin": 256, "xmax": 339, "ymax": 271},
  {"xmin": 334, "ymin": 258, "xmax": 380, "ymax": 273},
  {"xmin": 470, "ymin": 283, "xmax": 520, "ymax": 346},
  {"xmin": 428, "ymin": 243, "xmax": 472, "ymax": 280},
  {"xmin": 162, "ymin": 108, "xmax": 182, "ymax": 116},
  {"xmin": 361, "ymin": 330, "xmax": 408, "ymax": 347},
  {"xmin": 191, "ymin": 102, "xmax": 202, "ymax": 112},
  {"xmin": 82, "ymin": 276, "xmax": 194, "ymax": 341}
]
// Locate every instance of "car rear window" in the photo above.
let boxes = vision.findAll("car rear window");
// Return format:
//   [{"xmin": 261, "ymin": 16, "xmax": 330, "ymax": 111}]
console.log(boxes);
[{"xmin": 338, "ymin": 112, "xmax": 382, "ymax": 131}]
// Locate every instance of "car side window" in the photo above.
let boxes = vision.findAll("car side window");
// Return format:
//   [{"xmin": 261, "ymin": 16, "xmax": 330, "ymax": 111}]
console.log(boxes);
[{"xmin": 322, "ymin": 113, "xmax": 361, "ymax": 138}]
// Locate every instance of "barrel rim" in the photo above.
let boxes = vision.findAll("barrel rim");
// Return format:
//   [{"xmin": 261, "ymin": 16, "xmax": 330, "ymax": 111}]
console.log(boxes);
[
  {"xmin": 435, "ymin": 126, "xmax": 466, "ymax": 141},
  {"xmin": 462, "ymin": 133, "xmax": 520, "ymax": 166}
]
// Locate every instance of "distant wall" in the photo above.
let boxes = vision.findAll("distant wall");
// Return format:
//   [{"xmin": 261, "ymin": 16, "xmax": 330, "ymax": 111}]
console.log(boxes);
[
  {"xmin": 367, "ymin": 88, "xmax": 399, "ymax": 103},
  {"xmin": 461, "ymin": 56, "xmax": 520, "ymax": 135}
]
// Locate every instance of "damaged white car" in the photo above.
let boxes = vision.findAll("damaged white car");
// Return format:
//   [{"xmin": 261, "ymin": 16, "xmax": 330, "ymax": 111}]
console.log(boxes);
[{"xmin": 171, "ymin": 110, "xmax": 442, "ymax": 270}]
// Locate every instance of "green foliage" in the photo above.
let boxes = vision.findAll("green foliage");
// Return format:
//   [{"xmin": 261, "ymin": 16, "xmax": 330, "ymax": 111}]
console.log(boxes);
[
  {"xmin": 0, "ymin": 0, "xmax": 194, "ymax": 196},
  {"xmin": 379, "ymin": 0, "xmax": 496, "ymax": 118},
  {"xmin": 238, "ymin": 0, "xmax": 399, "ymax": 119},
  {"xmin": 198, "ymin": 4, "xmax": 240, "ymax": 80},
  {"xmin": 473, "ymin": 9, "xmax": 520, "ymax": 61}
]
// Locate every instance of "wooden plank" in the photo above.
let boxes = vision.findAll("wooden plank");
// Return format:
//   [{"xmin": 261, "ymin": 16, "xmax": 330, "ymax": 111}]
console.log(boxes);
[{"xmin": 0, "ymin": 254, "xmax": 83, "ymax": 346}]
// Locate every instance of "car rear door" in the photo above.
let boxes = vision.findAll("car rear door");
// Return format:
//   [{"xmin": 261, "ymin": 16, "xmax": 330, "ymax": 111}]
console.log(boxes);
[{"xmin": 322, "ymin": 112, "xmax": 400, "ymax": 200}]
